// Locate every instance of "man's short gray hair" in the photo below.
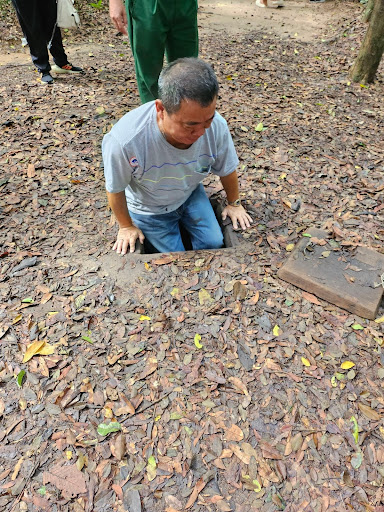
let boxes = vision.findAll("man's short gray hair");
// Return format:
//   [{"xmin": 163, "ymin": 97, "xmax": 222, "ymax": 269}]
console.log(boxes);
[{"xmin": 158, "ymin": 58, "xmax": 219, "ymax": 114}]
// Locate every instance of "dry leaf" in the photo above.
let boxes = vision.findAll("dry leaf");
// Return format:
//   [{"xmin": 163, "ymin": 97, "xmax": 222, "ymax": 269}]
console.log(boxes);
[
  {"xmin": 199, "ymin": 288, "xmax": 213, "ymax": 306},
  {"xmin": 358, "ymin": 403, "xmax": 382, "ymax": 421},
  {"xmin": 27, "ymin": 163, "xmax": 36, "ymax": 177},
  {"xmin": 110, "ymin": 434, "xmax": 126, "ymax": 460},
  {"xmin": 233, "ymin": 281, "xmax": 247, "ymax": 300},
  {"xmin": 23, "ymin": 341, "xmax": 45, "ymax": 363},
  {"xmin": 43, "ymin": 463, "xmax": 87, "ymax": 498},
  {"xmin": 185, "ymin": 477, "xmax": 206, "ymax": 508},
  {"xmin": 225, "ymin": 424, "xmax": 244, "ymax": 442},
  {"xmin": 301, "ymin": 291, "xmax": 321, "ymax": 305},
  {"xmin": 247, "ymin": 291, "xmax": 260, "ymax": 305},
  {"xmin": 230, "ymin": 444, "xmax": 251, "ymax": 464},
  {"xmin": 228, "ymin": 376, "xmax": 249, "ymax": 396}
]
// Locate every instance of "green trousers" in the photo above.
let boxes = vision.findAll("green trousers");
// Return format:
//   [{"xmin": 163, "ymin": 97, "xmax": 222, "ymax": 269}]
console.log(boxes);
[{"xmin": 126, "ymin": 0, "xmax": 198, "ymax": 104}]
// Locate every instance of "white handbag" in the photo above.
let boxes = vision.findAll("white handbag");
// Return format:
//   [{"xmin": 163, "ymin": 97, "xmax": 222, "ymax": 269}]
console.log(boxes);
[{"xmin": 57, "ymin": 0, "xmax": 81, "ymax": 29}]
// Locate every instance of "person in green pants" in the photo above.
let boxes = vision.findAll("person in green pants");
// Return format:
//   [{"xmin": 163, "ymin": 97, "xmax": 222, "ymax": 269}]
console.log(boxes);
[{"xmin": 109, "ymin": 0, "xmax": 198, "ymax": 103}]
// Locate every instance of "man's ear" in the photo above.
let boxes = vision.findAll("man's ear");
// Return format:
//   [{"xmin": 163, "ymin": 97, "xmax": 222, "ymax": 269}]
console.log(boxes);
[{"xmin": 155, "ymin": 99, "xmax": 165, "ymax": 114}]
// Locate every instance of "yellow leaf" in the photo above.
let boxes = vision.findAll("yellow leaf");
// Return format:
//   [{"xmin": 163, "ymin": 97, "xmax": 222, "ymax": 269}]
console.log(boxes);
[
  {"xmin": 253, "ymin": 479, "xmax": 262, "ymax": 492},
  {"xmin": 286, "ymin": 244, "xmax": 295, "ymax": 252},
  {"xmin": 104, "ymin": 407, "xmax": 113, "ymax": 419},
  {"xmin": 199, "ymin": 288, "xmax": 213, "ymax": 306},
  {"xmin": 22, "ymin": 341, "xmax": 54, "ymax": 363},
  {"xmin": 301, "ymin": 357, "xmax": 311, "ymax": 367},
  {"xmin": 280, "ymin": 173, "xmax": 287, "ymax": 180},
  {"xmin": 139, "ymin": 315, "xmax": 151, "ymax": 321},
  {"xmin": 66, "ymin": 450, "xmax": 73, "ymax": 460},
  {"xmin": 194, "ymin": 334, "xmax": 203, "ymax": 349},
  {"xmin": 375, "ymin": 316, "xmax": 384, "ymax": 324},
  {"xmin": 144, "ymin": 262, "xmax": 152, "ymax": 271},
  {"xmin": 340, "ymin": 361, "xmax": 355, "ymax": 370},
  {"xmin": 282, "ymin": 198, "xmax": 292, "ymax": 208},
  {"xmin": 147, "ymin": 455, "xmax": 157, "ymax": 468},
  {"xmin": 273, "ymin": 325, "xmax": 281, "ymax": 336},
  {"xmin": 147, "ymin": 465, "xmax": 157, "ymax": 482},
  {"xmin": 37, "ymin": 343, "xmax": 54, "ymax": 356},
  {"xmin": 12, "ymin": 314, "xmax": 23, "ymax": 325},
  {"xmin": 22, "ymin": 341, "xmax": 46, "ymax": 363},
  {"xmin": 170, "ymin": 287, "xmax": 179, "ymax": 297}
]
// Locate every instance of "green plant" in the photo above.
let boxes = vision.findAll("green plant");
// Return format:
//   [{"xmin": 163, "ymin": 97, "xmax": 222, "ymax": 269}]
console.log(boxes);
[{"xmin": 90, "ymin": 0, "xmax": 103, "ymax": 9}]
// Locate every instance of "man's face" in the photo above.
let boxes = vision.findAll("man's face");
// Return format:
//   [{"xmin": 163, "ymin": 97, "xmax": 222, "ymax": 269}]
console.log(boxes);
[{"xmin": 156, "ymin": 97, "xmax": 217, "ymax": 148}]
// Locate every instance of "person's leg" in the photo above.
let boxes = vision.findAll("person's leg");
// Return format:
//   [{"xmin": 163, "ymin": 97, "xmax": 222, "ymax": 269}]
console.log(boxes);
[
  {"xmin": 181, "ymin": 185, "xmax": 224, "ymax": 250},
  {"xmin": 127, "ymin": 0, "xmax": 168, "ymax": 103},
  {"xmin": 129, "ymin": 209, "xmax": 185, "ymax": 253},
  {"xmin": 165, "ymin": 0, "xmax": 198, "ymax": 63},
  {"xmin": 49, "ymin": 28, "xmax": 69, "ymax": 68},
  {"xmin": 38, "ymin": 0, "xmax": 68, "ymax": 67},
  {"xmin": 11, "ymin": 0, "xmax": 51, "ymax": 73}
]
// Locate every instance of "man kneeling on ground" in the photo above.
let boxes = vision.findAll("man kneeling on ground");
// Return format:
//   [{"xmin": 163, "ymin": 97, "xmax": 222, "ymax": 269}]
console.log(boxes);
[{"xmin": 102, "ymin": 58, "xmax": 252, "ymax": 254}]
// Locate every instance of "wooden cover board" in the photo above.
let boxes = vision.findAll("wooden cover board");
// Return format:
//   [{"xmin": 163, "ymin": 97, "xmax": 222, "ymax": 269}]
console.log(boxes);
[{"xmin": 277, "ymin": 228, "xmax": 384, "ymax": 319}]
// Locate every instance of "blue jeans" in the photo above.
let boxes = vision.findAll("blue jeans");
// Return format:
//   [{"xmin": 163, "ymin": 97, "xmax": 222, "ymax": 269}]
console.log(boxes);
[{"xmin": 129, "ymin": 184, "xmax": 224, "ymax": 253}]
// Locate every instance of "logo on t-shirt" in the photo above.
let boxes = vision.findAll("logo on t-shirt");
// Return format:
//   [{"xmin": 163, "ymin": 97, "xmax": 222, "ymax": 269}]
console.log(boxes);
[{"xmin": 130, "ymin": 157, "xmax": 139, "ymax": 168}]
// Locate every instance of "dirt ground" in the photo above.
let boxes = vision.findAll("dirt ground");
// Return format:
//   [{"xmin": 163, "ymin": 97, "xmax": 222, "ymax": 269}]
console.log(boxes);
[
  {"xmin": 1, "ymin": 0, "xmax": 349, "ymax": 66},
  {"xmin": 1, "ymin": 1, "xmax": 384, "ymax": 512}
]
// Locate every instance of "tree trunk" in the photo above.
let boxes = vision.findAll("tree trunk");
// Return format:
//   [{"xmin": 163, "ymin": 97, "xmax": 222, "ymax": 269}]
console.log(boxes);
[
  {"xmin": 350, "ymin": 0, "xmax": 384, "ymax": 83},
  {"xmin": 362, "ymin": 0, "xmax": 375, "ymax": 23}
]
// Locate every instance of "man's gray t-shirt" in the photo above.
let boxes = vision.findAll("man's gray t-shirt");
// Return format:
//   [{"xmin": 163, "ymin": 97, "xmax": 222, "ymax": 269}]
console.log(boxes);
[{"xmin": 102, "ymin": 101, "xmax": 239, "ymax": 215}]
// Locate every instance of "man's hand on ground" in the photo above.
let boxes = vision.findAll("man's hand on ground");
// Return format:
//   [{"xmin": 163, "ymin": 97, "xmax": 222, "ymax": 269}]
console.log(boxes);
[
  {"xmin": 109, "ymin": 0, "xmax": 128, "ymax": 35},
  {"xmin": 113, "ymin": 226, "xmax": 145, "ymax": 255},
  {"xmin": 222, "ymin": 205, "xmax": 252, "ymax": 230}
]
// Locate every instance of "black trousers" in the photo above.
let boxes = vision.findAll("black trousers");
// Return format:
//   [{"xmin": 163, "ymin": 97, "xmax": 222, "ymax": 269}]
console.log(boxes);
[{"xmin": 11, "ymin": 0, "xmax": 68, "ymax": 73}]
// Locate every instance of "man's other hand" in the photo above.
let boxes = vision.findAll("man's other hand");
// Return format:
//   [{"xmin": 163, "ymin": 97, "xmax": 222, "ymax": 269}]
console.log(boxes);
[
  {"xmin": 113, "ymin": 226, "xmax": 145, "ymax": 255},
  {"xmin": 222, "ymin": 205, "xmax": 252, "ymax": 231},
  {"xmin": 109, "ymin": 0, "xmax": 128, "ymax": 35}
]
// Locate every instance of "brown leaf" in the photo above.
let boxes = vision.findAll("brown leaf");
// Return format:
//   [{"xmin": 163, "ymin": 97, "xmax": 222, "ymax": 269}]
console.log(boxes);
[
  {"xmin": 301, "ymin": 291, "xmax": 321, "ymax": 305},
  {"xmin": 260, "ymin": 441, "xmax": 283, "ymax": 460},
  {"xmin": 185, "ymin": 477, "xmax": 206, "ymax": 509},
  {"xmin": 247, "ymin": 291, "xmax": 260, "ymax": 305},
  {"xmin": 112, "ymin": 483, "xmax": 123, "ymax": 501},
  {"xmin": 224, "ymin": 424, "xmax": 244, "ymax": 442},
  {"xmin": 358, "ymin": 403, "xmax": 382, "ymax": 421},
  {"xmin": 291, "ymin": 433, "xmax": 303, "ymax": 452},
  {"xmin": 6, "ymin": 194, "xmax": 21, "ymax": 205},
  {"xmin": 233, "ymin": 281, "xmax": 247, "ymax": 300},
  {"xmin": 27, "ymin": 163, "xmax": 36, "ymax": 178},
  {"xmin": 43, "ymin": 463, "xmax": 87, "ymax": 498},
  {"xmin": 110, "ymin": 434, "xmax": 126, "ymax": 460},
  {"xmin": 40, "ymin": 292, "xmax": 52, "ymax": 305},
  {"xmin": 151, "ymin": 256, "xmax": 175, "ymax": 265},
  {"xmin": 265, "ymin": 358, "xmax": 282, "ymax": 372},
  {"xmin": 137, "ymin": 357, "xmax": 158, "ymax": 380},
  {"xmin": 205, "ymin": 370, "xmax": 226, "ymax": 384},
  {"xmin": 115, "ymin": 400, "xmax": 135, "ymax": 416},
  {"xmin": 229, "ymin": 444, "xmax": 251, "ymax": 464},
  {"xmin": 32, "ymin": 496, "xmax": 50, "ymax": 511},
  {"xmin": 228, "ymin": 376, "xmax": 249, "ymax": 396}
]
